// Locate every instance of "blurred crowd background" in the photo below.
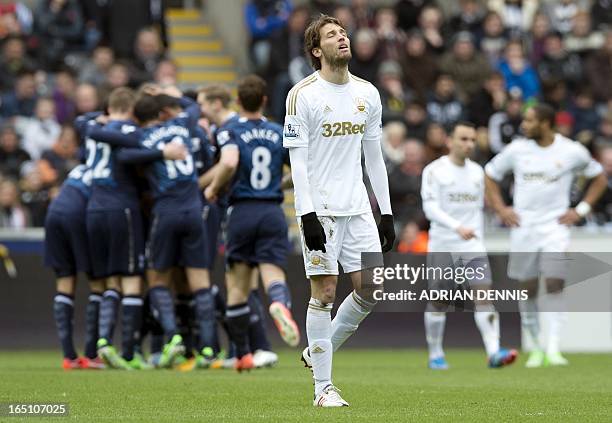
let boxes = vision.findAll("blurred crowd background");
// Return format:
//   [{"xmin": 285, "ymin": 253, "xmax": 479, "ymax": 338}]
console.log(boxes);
[{"xmin": 0, "ymin": 0, "xmax": 611, "ymax": 253}]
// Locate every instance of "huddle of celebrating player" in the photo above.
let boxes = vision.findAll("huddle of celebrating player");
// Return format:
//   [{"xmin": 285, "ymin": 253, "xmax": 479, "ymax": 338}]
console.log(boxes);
[
  {"xmin": 44, "ymin": 14, "xmax": 607, "ymax": 409},
  {"xmin": 45, "ymin": 76, "xmax": 300, "ymax": 373}
]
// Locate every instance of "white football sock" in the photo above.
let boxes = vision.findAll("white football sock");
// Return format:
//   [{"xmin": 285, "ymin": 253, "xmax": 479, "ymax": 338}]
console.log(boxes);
[
  {"xmin": 424, "ymin": 311, "xmax": 446, "ymax": 360},
  {"xmin": 306, "ymin": 297, "xmax": 333, "ymax": 396},
  {"xmin": 331, "ymin": 291, "xmax": 375, "ymax": 352},
  {"xmin": 543, "ymin": 292, "xmax": 567, "ymax": 355},
  {"xmin": 519, "ymin": 297, "xmax": 541, "ymax": 350},
  {"xmin": 474, "ymin": 304, "xmax": 500, "ymax": 357}
]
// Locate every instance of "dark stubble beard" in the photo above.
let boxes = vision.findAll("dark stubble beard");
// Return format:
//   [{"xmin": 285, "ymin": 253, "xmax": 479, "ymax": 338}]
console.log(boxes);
[{"xmin": 322, "ymin": 47, "xmax": 352, "ymax": 71}]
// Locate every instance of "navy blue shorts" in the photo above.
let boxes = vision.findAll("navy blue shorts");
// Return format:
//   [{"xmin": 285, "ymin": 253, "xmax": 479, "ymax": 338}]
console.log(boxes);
[
  {"xmin": 44, "ymin": 210, "xmax": 91, "ymax": 278},
  {"xmin": 225, "ymin": 201, "xmax": 289, "ymax": 269},
  {"xmin": 87, "ymin": 208, "xmax": 145, "ymax": 278},
  {"xmin": 147, "ymin": 208, "xmax": 209, "ymax": 270},
  {"xmin": 202, "ymin": 201, "xmax": 222, "ymax": 269}
]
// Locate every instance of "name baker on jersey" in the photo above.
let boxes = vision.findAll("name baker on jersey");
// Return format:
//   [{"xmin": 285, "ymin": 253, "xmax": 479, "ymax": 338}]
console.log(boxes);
[{"xmin": 321, "ymin": 121, "xmax": 366, "ymax": 137}]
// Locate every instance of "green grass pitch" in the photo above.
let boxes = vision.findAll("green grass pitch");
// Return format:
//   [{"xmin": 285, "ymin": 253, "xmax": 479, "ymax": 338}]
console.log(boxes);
[{"xmin": 0, "ymin": 349, "xmax": 611, "ymax": 422}]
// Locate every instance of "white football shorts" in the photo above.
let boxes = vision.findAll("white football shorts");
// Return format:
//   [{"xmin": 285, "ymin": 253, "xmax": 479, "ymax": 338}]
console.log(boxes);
[
  {"xmin": 507, "ymin": 221, "xmax": 570, "ymax": 281},
  {"xmin": 297, "ymin": 212, "xmax": 383, "ymax": 277}
]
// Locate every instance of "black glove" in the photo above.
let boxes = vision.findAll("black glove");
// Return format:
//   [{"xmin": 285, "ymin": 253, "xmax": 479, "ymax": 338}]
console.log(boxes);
[
  {"xmin": 301, "ymin": 212, "xmax": 326, "ymax": 252},
  {"xmin": 378, "ymin": 214, "xmax": 395, "ymax": 253}
]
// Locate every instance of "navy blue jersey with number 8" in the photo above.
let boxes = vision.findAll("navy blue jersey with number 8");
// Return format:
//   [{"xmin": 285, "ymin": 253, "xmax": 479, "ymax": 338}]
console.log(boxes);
[{"xmin": 217, "ymin": 117, "xmax": 287, "ymax": 204}]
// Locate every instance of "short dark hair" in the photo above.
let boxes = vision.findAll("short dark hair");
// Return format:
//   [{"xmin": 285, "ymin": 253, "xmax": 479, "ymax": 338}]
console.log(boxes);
[
  {"xmin": 182, "ymin": 89, "xmax": 198, "ymax": 101},
  {"xmin": 108, "ymin": 87, "xmax": 136, "ymax": 113},
  {"xmin": 532, "ymin": 103, "xmax": 556, "ymax": 127},
  {"xmin": 156, "ymin": 94, "xmax": 181, "ymax": 111},
  {"xmin": 451, "ymin": 121, "xmax": 476, "ymax": 134},
  {"xmin": 133, "ymin": 94, "xmax": 160, "ymax": 124},
  {"xmin": 304, "ymin": 14, "xmax": 345, "ymax": 70},
  {"xmin": 237, "ymin": 74, "xmax": 266, "ymax": 112}
]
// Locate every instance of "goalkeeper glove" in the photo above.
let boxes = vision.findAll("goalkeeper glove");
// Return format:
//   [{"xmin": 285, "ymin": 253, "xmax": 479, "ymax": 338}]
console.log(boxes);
[
  {"xmin": 378, "ymin": 214, "xmax": 395, "ymax": 253},
  {"xmin": 301, "ymin": 212, "xmax": 326, "ymax": 252}
]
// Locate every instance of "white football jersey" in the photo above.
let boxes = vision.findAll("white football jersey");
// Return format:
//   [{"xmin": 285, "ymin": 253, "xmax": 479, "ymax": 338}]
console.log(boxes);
[
  {"xmin": 283, "ymin": 71, "xmax": 382, "ymax": 216},
  {"xmin": 421, "ymin": 156, "xmax": 485, "ymax": 248},
  {"xmin": 485, "ymin": 134, "xmax": 603, "ymax": 226}
]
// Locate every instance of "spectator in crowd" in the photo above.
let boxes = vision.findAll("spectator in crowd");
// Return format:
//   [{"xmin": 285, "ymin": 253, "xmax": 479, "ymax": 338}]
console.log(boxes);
[
  {"xmin": 0, "ymin": 36, "xmax": 36, "ymax": 91},
  {"xmin": 479, "ymin": 10, "xmax": 509, "ymax": 66},
  {"xmin": 0, "ymin": 124, "xmax": 30, "ymax": 179},
  {"xmin": 418, "ymin": 5, "xmax": 447, "ymax": 55},
  {"xmin": 0, "ymin": 70, "xmax": 38, "ymax": 118},
  {"xmin": 488, "ymin": 91, "xmax": 523, "ymax": 153},
  {"xmin": 595, "ymin": 111, "xmax": 612, "ymax": 145},
  {"xmin": 426, "ymin": 73, "xmax": 465, "ymax": 131},
  {"xmin": 564, "ymin": 10, "xmax": 605, "ymax": 57},
  {"xmin": 396, "ymin": 220, "xmax": 428, "ymax": 253},
  {"xmin": 350, "ymin": 28, "xmax": 381, "ymax": 85},
  {"xmin": 402, "ymin": 100, "xmax": 428, "ymax": 141},
  {"xmin": 333, "ymin": 5, "xmax": 356, "ymax": 37},
  {"xmin": 381, "ymin": 121, "xmax": 407, "ymax": 168},
  {"xmin": 106, "ymin": 0, "xmax": 167, "ymax": 59},
  {"xmin": 154, "ymin": 59, "xmax": 178, "ymax": 86},
  {"xmin": 544, "ymin": 0, "xmax": 585, "ymax": 35},
  {"xmin": 105, "ymin": 62, "xmax": 130, "ymax": 92},
  {"xmin": 19, "ymin": 163, "xmax": 48, "ymax": 226},
  {"xmin": 449, "ymin": 0, "xmax": 485, "ymax": 37},
  {"xmin": 487, "ymin": 0, "xmax": 538, "ymax": 35},
  {"xmin": 439, "ymin": 31, "xmax": 492, "ymax": 101},
  {"xmin": 584, "ymin": 30, "xmax": 612, "ymax": 104},
  {"xmin": 350, "ymin": 0, "xmax": 374, "ymax": 29},
  {"xmin": 33, "ymin": 0, "xmax": 84, "ymax": 70},
  {"xmin": 268, "ymin": 5, "xmax": 309, "ymax": 121},
  {"xmin": 592, "ymin": 143, "xmax": 612, "ymax": 224},
  {"xmin": 374, "ymin": 6, "xmax": 405, "ymax": 61},
  {"xmin": 378, "ymin": 60, "xmax": 411, "ymax": 123},
  {"xmin": 129, "ymin": 27, "xmax": 166, "ymax": 86},
  {"xmin": 52, "ymin": 67, "xmax": 77, "ymax": 124},
  {"xmin": 0, "ymin": 178, "xmax": 29, "ymax": 228},
  {"xmin": 79, "ymin": 45, "xmax": 114, "ymax": 86},
  {"xmin": 591, "ymin": 0, "xmax": 612, "ymax": 31},
  {"xmin": 527, "ymin": 12, "xmax": 552, "ymax": 66},
  {"xmin": 555, "ymin": 110, "xmax": 575, "ymax": 138},
  {"xmin": 497, "ymin": 39, "xmax": 540, "ymax": 100},
  {"xmin": 400, "ymin": 29, "xmax": 438, "ymax": 99},
  {"xmin": 388, "ymin": 139, "xmax": 425, "ymax": 226},
  {"xmin": 287, "ymin": 53, "xmax": 311, "ymax": 87},
  {"xmin": 14, "ymin": 97, "xmax": 60, "ymax": 160},
  {"xmin": 537, "ymin": 31, "xmax": 582, "ymax": 90},
  {"xmin": 472, "ymin": 125, "xmax": 494, "ymax": 165},
  {"xmin": 395, "ymin": 0, "xmax": 432, "ymax": 32},
  {"xmin": 423, "ymin": 122, "xmax": 448, "ymax": 164},
  {"xmin": 38, "ymin": 124, "xmax": 79, "ymax": 186},
  {"xmin": 541, "ymin": 78, "xmax": 571, "ymax": 112},
  {"xmin": 244, "ymin": 0, "xmax": 292, "ymax": 74},
  {"xmin": 468, "ymin": 71, "xmax": 507, "ymax": 129},
  {"xmin": 570, "ymin": 87, "xmax": 600, "ymax": 145},
  {"xmin": 0, "ymin": 2, "xmax": 33, "ymax": 41},
  {"xmin": 74, "ymin": 83, "xmax": 99, "ymax": 115}
]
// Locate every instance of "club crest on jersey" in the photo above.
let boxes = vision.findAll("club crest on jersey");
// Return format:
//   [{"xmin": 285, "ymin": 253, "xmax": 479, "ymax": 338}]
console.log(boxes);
[
  {"xmin": 355, "ymin": 97, "xmax": 366, "ymax": 113},
  {"xmin": 284, "ymin": 124, "xmax": 300, "ymax": 139}
]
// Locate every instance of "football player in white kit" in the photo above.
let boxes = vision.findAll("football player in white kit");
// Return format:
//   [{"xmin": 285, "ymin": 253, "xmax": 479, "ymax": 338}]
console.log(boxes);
[
  {"xmin": 421, "ymin": 121, "xmax": 518, "ymax": 370},
  {"xmin": 283, "ymin": 15, "xmax": 395, "ymax": 407},
  {"xmin": 485, "ymin": 104, "xmax": 607, "ymax": 368}
]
